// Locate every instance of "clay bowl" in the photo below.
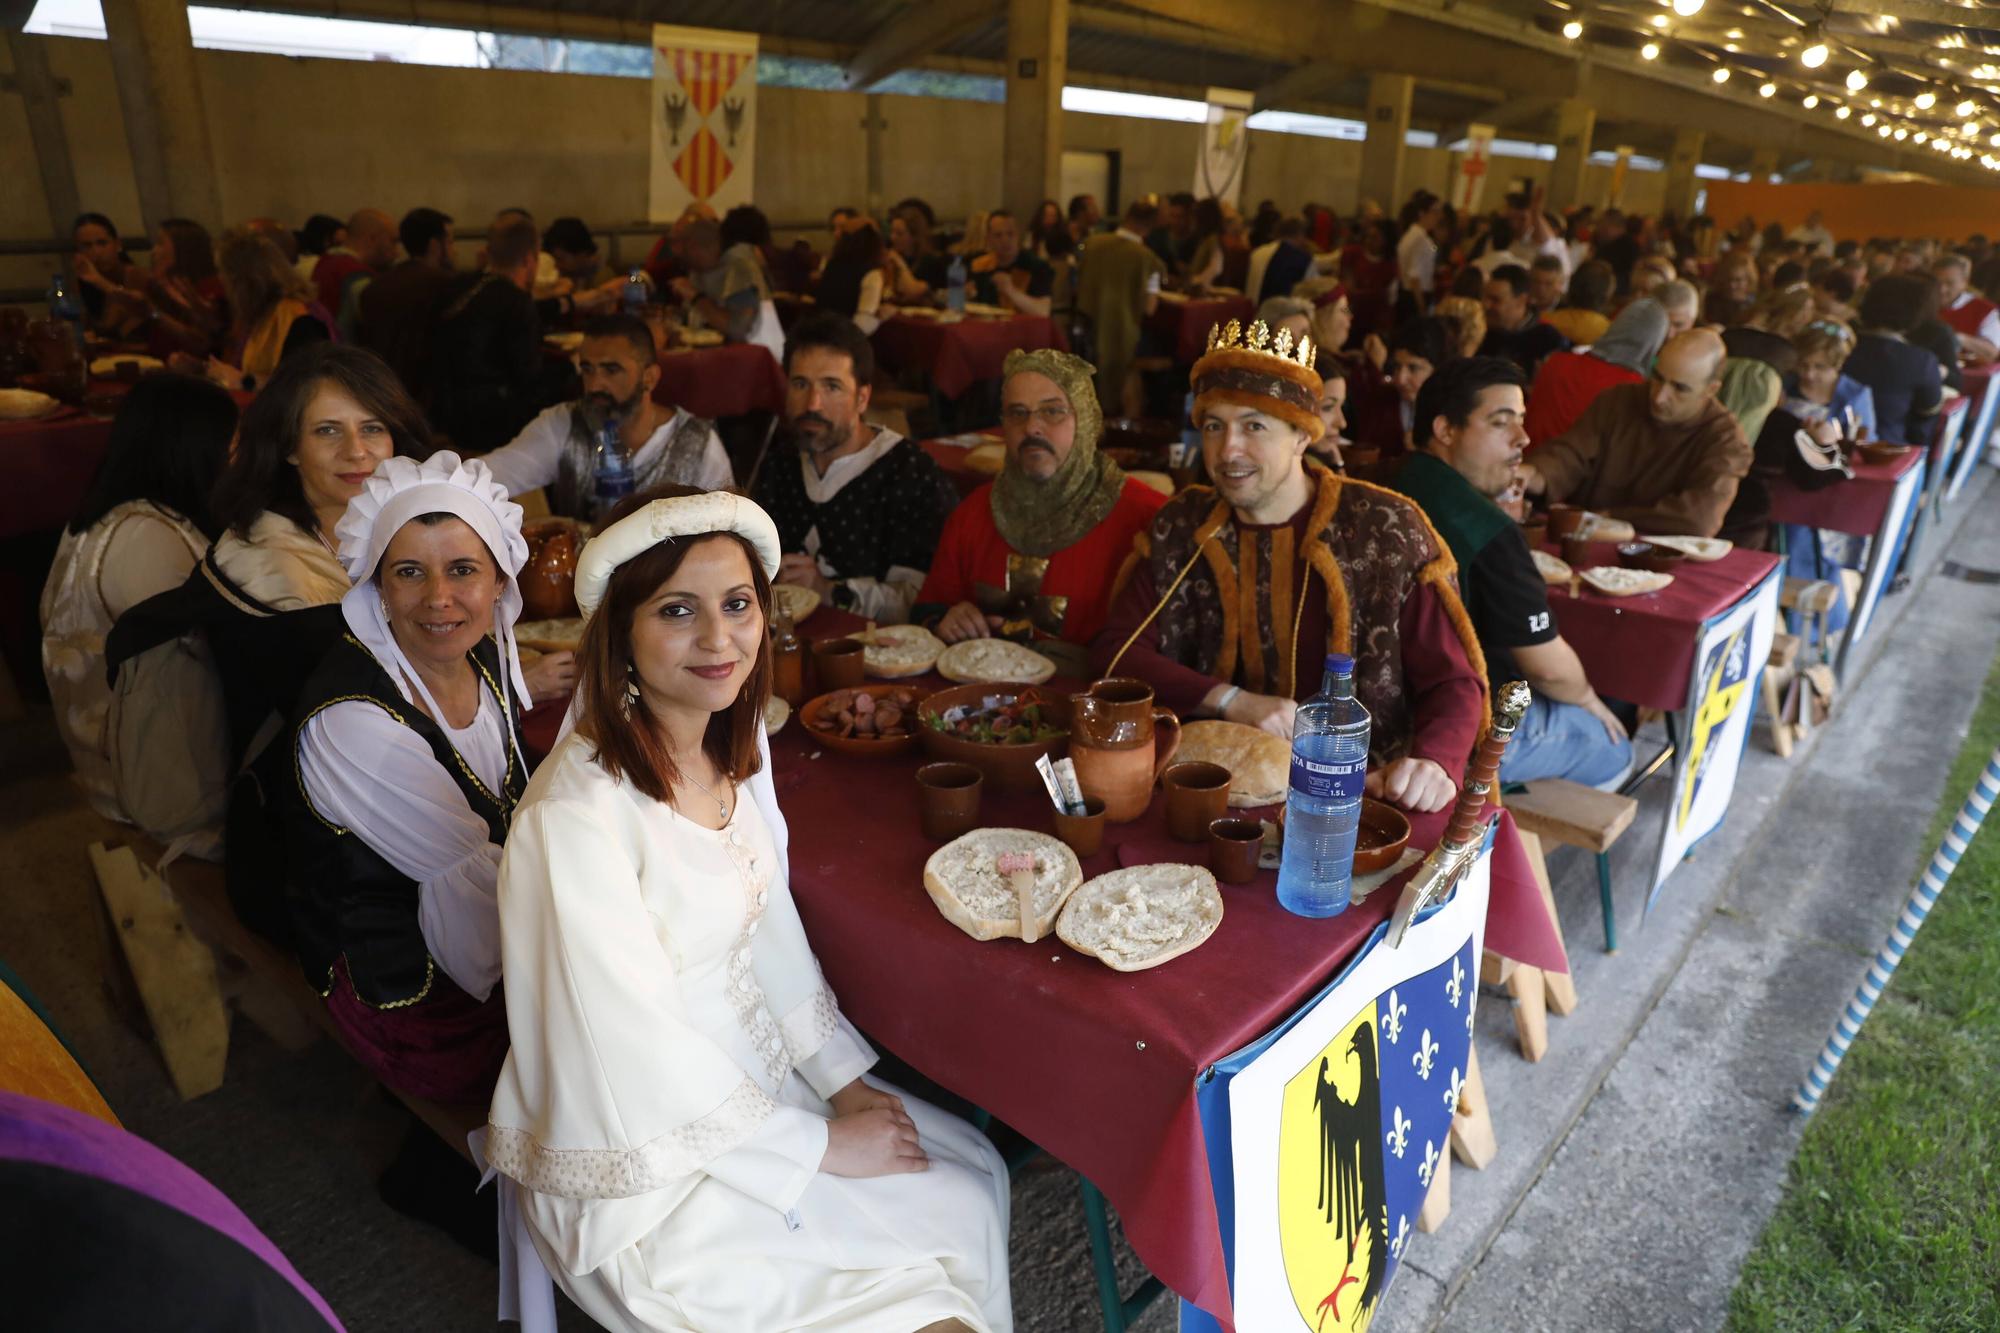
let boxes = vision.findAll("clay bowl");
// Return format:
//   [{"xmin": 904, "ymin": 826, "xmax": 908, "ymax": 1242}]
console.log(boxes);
[
  {"xmin": 1353, "ymin": 797, "xmax": 1413, "ymax": 875},
  {"xmin": 1856, "ymin": 441, "xmax": 1913, "ymax": 467},
  {"xmin": 1617, "ymin": 541, "xmax": 1688, "ymax": 575},
  {"xmin": 916, "ymin": 682, "xmax": 1073, "ymax": 790},
  {"xmin": 800, "ymin": 684, "xmax": 928, "ymax": 758}
]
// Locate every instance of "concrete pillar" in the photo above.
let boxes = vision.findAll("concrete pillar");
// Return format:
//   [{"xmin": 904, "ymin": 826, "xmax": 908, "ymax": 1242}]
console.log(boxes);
[
  {"xmin": 1547, "ymin": 98, "xmax": 1596, "ymax": 213},
  {"xmin": 1002, "ymin": 0, "xmax": 1066, "ymax": 223},
  {"xmin": 6, "ymin": 31, "xmax": 82, "ymax": 237},
  {"xmin": 1748, "ymin": 146, "xmax": 1782, "ymax": 183},
  {"xmin": 864, "ymin": 93, "xmax": 887, "ymax": 220},
  {"xmin": 101, "ymin": 0, "xmax": 222, "ymax": 231},
  {"xmin": 1663, "ymin": 128, "xmax": 1705, "ymax": 220},
  {"xmin": 1357, "ymin": 73, "xmax": 1414, "ymax": 215}
]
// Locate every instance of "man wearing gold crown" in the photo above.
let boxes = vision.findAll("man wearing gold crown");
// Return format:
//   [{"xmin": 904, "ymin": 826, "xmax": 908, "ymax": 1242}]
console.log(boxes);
[{"xmin": 1093, "ymin": 320, "xmax": 1488, "ymax": 813}]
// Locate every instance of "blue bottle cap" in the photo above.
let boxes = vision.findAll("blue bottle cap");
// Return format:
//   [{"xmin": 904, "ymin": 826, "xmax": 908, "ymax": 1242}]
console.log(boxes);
[{"xmin": 1325, "ymin": 653, "xmax": 1355, "ymax": 675}]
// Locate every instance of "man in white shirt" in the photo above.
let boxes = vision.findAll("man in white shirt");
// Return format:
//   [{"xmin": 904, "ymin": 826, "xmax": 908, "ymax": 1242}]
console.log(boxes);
[
  {"xmin": 1397, "ymin": 192, "xmax": 1443, "ymax": 308},
  {"xmin": 1787, "ymin": 210, "xmax": 1835, "ymax": 257},
  {"xmin": 750, "ymin": 313, "xmax": 957, "ymax": 622},
  {"xmin": 483, "ymin": 313, "xmax": 733, "ymax": 518},
  {"xmin": 1476, "ymin": 186, "xmax": 1570, "ymax": 279}
]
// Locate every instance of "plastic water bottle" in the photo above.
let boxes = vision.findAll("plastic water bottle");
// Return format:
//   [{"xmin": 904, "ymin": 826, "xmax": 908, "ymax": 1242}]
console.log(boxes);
[
  {"xmin": 945, "ymin": 254, "xmax": 967, "ymax": 313},
  {"xmin": 622, "ymin": 267, "xmax": 648, "ymax": 316},
  {"xmin": 47, "ymin": 272, "xmax": 85, "ymax": 356},
  {"xmin": 1276, "ymin": 653, "xmax": 1372, "ymax": 918},
  {"xmin": 592, "ymin": 418, "xmax": 635, "ymax": 523}
]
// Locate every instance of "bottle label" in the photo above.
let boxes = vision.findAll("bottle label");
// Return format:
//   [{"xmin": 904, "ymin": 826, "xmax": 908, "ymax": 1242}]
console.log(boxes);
[{"xmin": 1290, "ymin": 754, "xmax": 1365, "ymax": 801}]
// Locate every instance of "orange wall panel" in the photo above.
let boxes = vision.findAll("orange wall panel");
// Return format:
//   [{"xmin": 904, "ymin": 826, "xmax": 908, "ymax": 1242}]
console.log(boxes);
[{"xmin": 1703, "ymin": 181, "xmax": 2000, "ymax": 243}]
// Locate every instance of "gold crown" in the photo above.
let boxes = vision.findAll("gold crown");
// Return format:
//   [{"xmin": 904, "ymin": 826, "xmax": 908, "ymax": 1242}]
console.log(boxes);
[{"xmin": 1203, "ymin": 319, "xmax": 1318, "ymax": 371}]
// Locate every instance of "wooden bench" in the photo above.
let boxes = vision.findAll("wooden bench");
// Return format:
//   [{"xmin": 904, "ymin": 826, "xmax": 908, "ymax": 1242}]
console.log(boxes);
[
  {"xmin": 87, "ymin": 833, "xmax": 482, "ymax": 1157},
  {"xmin": 1504, "ymin": 778, "xmax": 1639, "ymax": 956}
]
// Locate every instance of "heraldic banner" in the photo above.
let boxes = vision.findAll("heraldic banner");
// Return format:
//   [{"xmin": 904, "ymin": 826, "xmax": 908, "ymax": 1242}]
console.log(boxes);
[
  {"xmin": 1183, "ymin": 842, "xmax": 1493, "ymax": 1331},
  {"xmin": 1195, "ymin": 87, "xmax": 1255, "ymax": 209},
  {"xmin": 650, "ymin": 24, "xmax": 758, "ymax": 223},
  {"xmin": 1650, "ymin": 563, "xmax": 1782, "ymax": 903},
  {"xmin": 1449, "ymin": 124, "xmax": 1496, "ymax": 215}
]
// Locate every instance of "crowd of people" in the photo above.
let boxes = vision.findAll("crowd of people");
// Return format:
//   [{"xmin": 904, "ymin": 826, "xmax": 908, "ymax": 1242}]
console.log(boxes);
[{"xmin": 31, "ymin": 180, "xmax": 1992, "ymax": 1331}]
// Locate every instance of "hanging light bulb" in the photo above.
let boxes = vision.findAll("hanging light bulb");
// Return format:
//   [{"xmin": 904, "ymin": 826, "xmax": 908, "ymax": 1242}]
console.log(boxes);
[
  {"xmin": 1713, "ymin": 68, "xmax": 1731, "ymax": 83},
  {"xmin": 1672, "ymin": 0, "xmax": 1705, "ymax": 15},
  {"xmin": 1650, "ymin": 14, "xmax": 1668, "ymax": 27},
  {"xmin": 1893, "ymin": 127, "xmax": 1908, "ymax": 140},
  {"xmin": 1562, "ymin": 19, "xmax": 1583, "ymax": 39},
  {"xmin": 1861, "ymin": 112, "xmax": 1876, "ymax": 126},
  {"xmin": 1759, "ymin": 82, "xmax": 1777, "ymax": 98},
  {"xmin": 1915, "ymin": 131, "xmax": 1928, "ymax": 143},
  {"xmin": 1641, "ymin": 41, "xmax": 1661, "ymax": 60},
  {"xmin": 1989, "ymin": 131, "xmax": 2000, "ymax": 146},
  {"xmin": 1966, "ymin": 119, "xmax": 1981, "ymax": 135},
  {"xmin": 1800, "ymin": 24, "xmax": 1829, "ymax": 68},
  {"xmin": 1915, "ymin": 91, "xmax": 1937, "ymax": 110},
  {"xmin": 1878, "ymin": 124, "xmax": 1892, "ymax": 136},
  {"xmin": 1846, "ymin": 68, "xmax": 1869, "ymax": 92},
  {"xmin": 1803, "ymin": 94, "xmax": 1819, "ymax": 109},
  {"xmin": 1958, "ymin": 99, "xmax": 1979, "ymax": 118},
  {"xmin": 1835, "ymin": 104, "xmax": 1851, "ymax": 119}
]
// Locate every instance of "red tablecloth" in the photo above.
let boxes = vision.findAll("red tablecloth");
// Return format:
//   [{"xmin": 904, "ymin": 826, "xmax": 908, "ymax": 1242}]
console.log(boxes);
[
  {"xmin": 653, "ymin": 342, "xmax": 787, "ymax": 419},
  {"xmin": 872, "ymin": 313, "xmax": 1067, "ymax": 399},
  {"xmin": 1147, "ymin": 296, "xmax": 1254, "ymax": 365},
  {"xmin": 0, "ymin": 408, "xmax": 113, "ymax": 540},
  {"xmin": 774, "ymin": 728, "xmax": 1550, "ymax": 1323},
  {"xmin": 1766, "ymin": 442, "xmax": 1926, "ymax": 537},
  {"xmin": 1545, "ymin": 545, "xmax": 1783, "ymax": 711}
]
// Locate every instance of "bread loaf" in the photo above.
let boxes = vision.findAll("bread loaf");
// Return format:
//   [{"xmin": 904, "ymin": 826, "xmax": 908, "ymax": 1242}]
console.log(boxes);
[
  {"xmin": 1177, "ymin": 720, "xmax": 1288, "ymax": 807},
  {"xmin": 923, "ymin": 829, "xmax": 1083, "ymax": 942},
  {"xmin": 1056, "ymin": 864, "xmax": 1224, "ymax": 972}
]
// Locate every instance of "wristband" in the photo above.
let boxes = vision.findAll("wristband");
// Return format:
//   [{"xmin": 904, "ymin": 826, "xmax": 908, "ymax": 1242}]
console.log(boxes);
[{"xmin": 1213, "ymin": 684, "xmax": 1242, "ymax": 715}]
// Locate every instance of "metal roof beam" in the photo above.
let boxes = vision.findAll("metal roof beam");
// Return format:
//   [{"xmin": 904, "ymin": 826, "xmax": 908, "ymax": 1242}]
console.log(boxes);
[{"xmin": 843, "ymin": 0, "xmax": 1003, "ymax": 91}]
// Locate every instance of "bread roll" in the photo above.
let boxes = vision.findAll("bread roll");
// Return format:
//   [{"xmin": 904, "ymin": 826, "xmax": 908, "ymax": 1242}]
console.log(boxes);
[
  {"xmin": 1178, "ymin": 720, "xmax": 1289, "ymax": 807},
  {"xmin": 923, "ymin": 829, "xmax": 1082, "ymax": 942},
  {"xmin": 1056, "ymin": 863, "xmax": 1224, "ymax": 972}
]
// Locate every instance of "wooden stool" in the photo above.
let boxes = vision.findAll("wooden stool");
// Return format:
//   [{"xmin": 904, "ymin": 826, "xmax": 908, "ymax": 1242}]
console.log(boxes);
[
  {"xmin": 1763, "ymin": 632, "xmax": 1802, "ymax": 757},
  {"xmin": 1503, "ymin": 779, "xmax": 1639, "ymax": 953}
]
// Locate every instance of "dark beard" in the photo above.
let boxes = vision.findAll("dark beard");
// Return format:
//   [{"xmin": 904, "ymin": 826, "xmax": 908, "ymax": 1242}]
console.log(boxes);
[{"xmin": 795, "ymin": 417, "xmax": 854, "ymax": 456}]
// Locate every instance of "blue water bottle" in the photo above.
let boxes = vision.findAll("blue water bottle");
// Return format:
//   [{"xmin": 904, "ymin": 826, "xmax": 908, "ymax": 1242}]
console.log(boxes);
[
  {"xmin": 1276, "ymin": 653, "xmax": 1372, "ymax": 918},
  {"xmin": 945, "ymin": 254, "xmax": 967, "ymax": 313},
  {"xmin": 592, "ymin": 418, "xmax": 635, "ymax": 524},
  {"xmin": 622, "ymin": 267, "xmax": 648, "ymax": 316}
]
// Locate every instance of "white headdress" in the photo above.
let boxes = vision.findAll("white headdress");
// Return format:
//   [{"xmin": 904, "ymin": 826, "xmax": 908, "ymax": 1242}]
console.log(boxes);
[
  {"xmin": 572, "ymin": 491, "xmax": 781, "ymax": 616},
  {"xmin": 334, "ymin": 452, "xmax": 531, "ymax": 744}
]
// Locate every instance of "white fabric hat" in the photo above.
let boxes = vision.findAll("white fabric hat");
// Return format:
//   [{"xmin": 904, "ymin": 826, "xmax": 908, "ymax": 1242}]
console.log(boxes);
[
  {"xmin": 333, "ymin": 451, "xmax": 532, "ymax": 743},
  {"xmin": 573, "ymin": 492, "xmax": 782, "ymax": 617}
]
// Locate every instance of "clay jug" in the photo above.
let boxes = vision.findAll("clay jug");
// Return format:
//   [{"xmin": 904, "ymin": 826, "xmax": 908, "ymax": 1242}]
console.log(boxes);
[
  {"xmin": 520, "ymin": 521, "xmax": 580, "ymax": 620},
  {"xmin": 1069, "ymin": 677, "xmax": 1181, "ymax": 823}
]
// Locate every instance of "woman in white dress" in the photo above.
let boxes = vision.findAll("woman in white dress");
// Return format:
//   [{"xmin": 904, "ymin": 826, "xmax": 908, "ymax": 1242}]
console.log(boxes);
[{"xmin": 487, "ymin": 489, "xmax": 1013, "ymax": 1333}]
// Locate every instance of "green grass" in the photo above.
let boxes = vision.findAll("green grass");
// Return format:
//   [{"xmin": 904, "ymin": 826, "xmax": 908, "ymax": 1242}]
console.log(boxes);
[{"xmin": 1726, "ymin": 657, "xmax": 2000, "ymax": 1333}]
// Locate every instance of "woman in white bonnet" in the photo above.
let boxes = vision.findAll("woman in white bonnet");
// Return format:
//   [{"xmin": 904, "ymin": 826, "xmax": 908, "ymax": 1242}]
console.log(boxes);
[
  {"xmin": 486, "ymin": 485, "xmax": 1013, "ymax": 1333},
  {"xmin": 283, "ymin": 451, "xmax": 542, "ymax": 1109}
]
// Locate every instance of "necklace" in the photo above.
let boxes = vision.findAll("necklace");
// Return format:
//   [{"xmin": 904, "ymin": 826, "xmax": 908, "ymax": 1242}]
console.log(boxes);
[{"xmin": 682, "ymin": 766, "xmax": 732, "ymax": 823}]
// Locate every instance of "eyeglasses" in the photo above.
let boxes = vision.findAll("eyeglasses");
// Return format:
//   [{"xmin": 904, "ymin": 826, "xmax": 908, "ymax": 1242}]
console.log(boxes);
[{"xmin": 1001, "ymin": 404, "xmax": 1073, "ymax": 428}]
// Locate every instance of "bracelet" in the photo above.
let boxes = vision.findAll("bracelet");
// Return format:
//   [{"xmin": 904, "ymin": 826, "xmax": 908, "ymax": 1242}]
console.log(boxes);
[{"xmin": 1213, "ymin": 684, "xmax": 1242, "ymax": 715}]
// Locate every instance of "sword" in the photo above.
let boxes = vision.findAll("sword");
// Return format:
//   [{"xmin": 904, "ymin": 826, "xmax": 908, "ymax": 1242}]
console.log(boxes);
[{"xmin": 1386, "ymin": 681, "xmax": 1531, "ymax": 948}]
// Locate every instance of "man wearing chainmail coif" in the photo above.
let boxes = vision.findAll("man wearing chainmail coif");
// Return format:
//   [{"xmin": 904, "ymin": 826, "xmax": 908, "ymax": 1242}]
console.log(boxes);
[
  {"xmin": 917, "ymin": 347, "xmax": 1167, "ymax": 678},
  {"xmin": 482, "ymin": 312, "xmax": 733, "ymax": 516}
]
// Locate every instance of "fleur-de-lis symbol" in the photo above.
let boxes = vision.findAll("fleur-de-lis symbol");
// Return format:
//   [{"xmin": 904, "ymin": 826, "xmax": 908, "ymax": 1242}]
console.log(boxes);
[
  {"xmin": 1417, "ymin": 1138, "xmax": 1439, "ymax": 1186},
  {"xmin": 1385, "ymin": 1105, "xmax": 1411, "ymax": 1159},
  {"xmin": 1390, "ymin": 1213, "xmax": 1410, "ymax": 1258},
  {"xmin": 1446, "ymin": 955, "xmax": 1465, "ymax": 1009},
  {"xmin": 1443, "ymin": 1065, "xmax": 1465, "ymax": 1112},
  {"xmin": 1412, "ymin": 1028, "xmax": 1439, "ymax": 1080},
  {"xmin": 663, "ymin": 92, "xmax": 688, "ymax": 144},
  {"xmin": 1466, "ymin": 1001, "xmax": 1475, "ymax": 1036},
  {"xmin": 1381, "ymin": 989, "xmax": 1407, "ymax": 1046}
]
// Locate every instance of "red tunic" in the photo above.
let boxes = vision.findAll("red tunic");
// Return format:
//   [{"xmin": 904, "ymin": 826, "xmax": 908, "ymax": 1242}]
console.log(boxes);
[
  {"xmin": 1524, "ymin": 351, "xmax": 1644, "ymax": 451},
  {"xmin": 1091, "ymin": 498, "xmax": 1485, "ymax": 779},
  {"xmin": 920, "ymin": 477, "xmax": 1166, "ymax": 646},
  {"xmin": 1940, "ymin": 294, "xmax": 1997, "ymax": 341}
]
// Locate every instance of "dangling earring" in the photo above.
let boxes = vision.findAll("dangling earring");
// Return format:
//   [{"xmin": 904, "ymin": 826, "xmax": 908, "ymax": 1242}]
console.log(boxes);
[{"xmin": 625, "ymin": 666, "xmax": 642, "ymax": 710}]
